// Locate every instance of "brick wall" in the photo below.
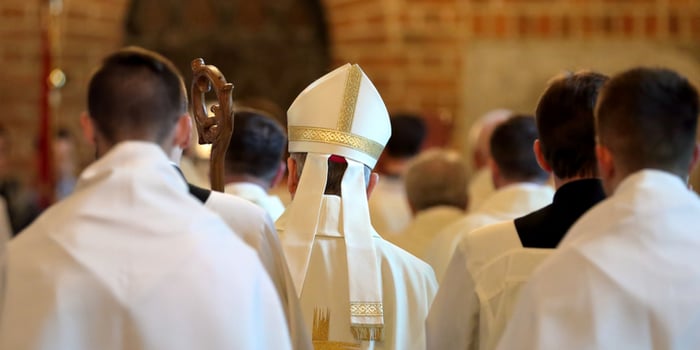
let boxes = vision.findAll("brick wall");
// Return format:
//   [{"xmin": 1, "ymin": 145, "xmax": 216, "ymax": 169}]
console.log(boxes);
[{"xmin": 2, "ymin": 0, "xmax": 700, "ymax": 180}]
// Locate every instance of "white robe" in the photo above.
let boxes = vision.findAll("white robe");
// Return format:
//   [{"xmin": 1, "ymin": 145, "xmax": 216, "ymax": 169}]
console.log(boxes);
[
  {"xmin": 0, "ymin": 142, "xmax": 291, "ymax": 350},
  {"xmin": 225, "ymin": 182, "xmax": 286, "ymax": 221},
  {"xmin": 498, "ymin": 170, "xmax": 700, "ymax": 350},
  {"xmin": 467, "ymin": 168, "xmax": 494, "ymax": 212},
  {"xmin": 387, "ymin": 206, "xmax": 464, "ymax": 260},
  {"xmin": 368, "ymin": 176, "xmax": 412, "ymax": 236},
  {"xmin": 277, "ymin": 195, "xmax": 438, "ymax": 350},
  {"xmin": 204, "ymin": 190, "xmax": 311, "ymax": 350},
  {"xmin": 424, "ymin": 183, "xmax": 553, "ymax": 281}
]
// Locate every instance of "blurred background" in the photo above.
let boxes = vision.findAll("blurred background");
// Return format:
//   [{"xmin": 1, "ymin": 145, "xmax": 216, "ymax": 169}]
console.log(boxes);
[{"xmin": 1, "ymin": 0, "xmax": 700, "ymax": 229}]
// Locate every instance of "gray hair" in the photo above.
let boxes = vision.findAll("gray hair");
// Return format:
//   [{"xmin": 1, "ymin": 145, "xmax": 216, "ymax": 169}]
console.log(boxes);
[
  {"xmin": 290, "ymin": 152, "xmax": 371, "ymax": 196},
  {"xmin": 404, "ymin": 149, "xmax": 468, "ymax": 212}
]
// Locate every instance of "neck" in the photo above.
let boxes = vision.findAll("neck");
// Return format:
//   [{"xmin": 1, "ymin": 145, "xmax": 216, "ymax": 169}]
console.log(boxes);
[
  {"xmin": 552, "ymin": 175, "xmax": 596, "ymax": 190},
  {"xmin": 494, "ymin": 176, "xmax": 546, "ymax": 189},
  {"xmin": 224, "ymin": 174, "xmax": 271, "ymax": 191}
]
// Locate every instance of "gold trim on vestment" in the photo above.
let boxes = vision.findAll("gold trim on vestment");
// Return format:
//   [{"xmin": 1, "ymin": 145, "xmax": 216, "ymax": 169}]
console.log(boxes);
[
  {"xmin": 289, "ymin": 126, "xmax": 383, "ymax": 161},
  {"xmin": 337, "ymin": 64, "xmax": 362, "ymax": 132},
  {"xmin": 350, "ymin": 302, "xmax": 384, "ymax": 317}
]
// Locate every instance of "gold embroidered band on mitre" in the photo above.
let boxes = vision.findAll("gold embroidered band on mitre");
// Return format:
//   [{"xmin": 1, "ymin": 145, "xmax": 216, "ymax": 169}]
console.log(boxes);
[
  {"xmin": 289, "ymin": 126, "xmax": 384, "ymax": 161},
  {"xmin": 337, "ymin": 64, "xmax": 362, "ymax": 132}
]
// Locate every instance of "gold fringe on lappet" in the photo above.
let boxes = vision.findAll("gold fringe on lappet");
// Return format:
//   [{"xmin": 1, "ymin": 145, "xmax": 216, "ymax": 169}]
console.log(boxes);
[{"xmin": 350, "ymin": 324, "xmax": 383, "ymax": 341}]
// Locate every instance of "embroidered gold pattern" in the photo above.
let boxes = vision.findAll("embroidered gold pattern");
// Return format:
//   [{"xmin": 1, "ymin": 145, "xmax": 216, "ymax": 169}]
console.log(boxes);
[
  {"xmin": 350, "ymin": 302, "xmax": 384, "ymax": 317},
  {"xmin": 289, "ymin": 126, "xmax": 383, "ymax": 161},
  {"xmin": 337, "ymin": 64, "xmax": 362, "ymax": 132},
  {"xmin": 312, "ymin": 308, "xmax": 361, "ymax": 350}
]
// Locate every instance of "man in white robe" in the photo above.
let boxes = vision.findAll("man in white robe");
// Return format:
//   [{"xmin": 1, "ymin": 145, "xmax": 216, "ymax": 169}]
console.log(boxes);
[
  {"xmin": 388, "ymin": 149, "xmax": 467, "ymax": 259},
  {"xmin": 498, "ymin": 67, "xmax": 700, "ymax": 349},
  {"xmin": 0, "ymin": 47, "xmax": 291, "ymax": 350},
  {"xmin": 424, "ymin": 115, "xmax": 553, "ymax": 281},
  {"xmin": 224, "ymin": 109, "xmax": 287, "ymax": 221},
  {"xmin": 170, "ymin": 117, "xmax": 311, "ymax": 349},
  {"xmin": 278, "ymin": 64, "xmax": 438, "ymax": 350},
  {"xmin": 466, "ymin": 109, "xmax": 511, "ymax": 212},
  {"xmin": 369, "ymin": 114, "xmax": 427, "ymax": 236},
  {"xmin": 427, "ymin": 71, "xmax": 609, "ymax": 350}
]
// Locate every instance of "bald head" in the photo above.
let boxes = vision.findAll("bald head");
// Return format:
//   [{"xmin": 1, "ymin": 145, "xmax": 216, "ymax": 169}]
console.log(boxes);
[
  {"xmin": 404, "ymin": 149, "xmax": 469, "ymax": 213},
  {"xmin": 469, "ymin": 109, "xmax": 512, "ymax": 169}
]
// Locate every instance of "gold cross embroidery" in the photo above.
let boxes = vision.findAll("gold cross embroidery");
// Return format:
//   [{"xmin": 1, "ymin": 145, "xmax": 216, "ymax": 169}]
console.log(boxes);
[{"xmin": 312, "ymin": 307, "xmax": 361, "ymax": 350}]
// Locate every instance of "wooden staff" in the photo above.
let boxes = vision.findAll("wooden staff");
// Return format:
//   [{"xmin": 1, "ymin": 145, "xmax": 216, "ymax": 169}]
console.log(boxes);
[{"xmin": 190, "ymin": 58, "xmax": 234, "ymax": 192}]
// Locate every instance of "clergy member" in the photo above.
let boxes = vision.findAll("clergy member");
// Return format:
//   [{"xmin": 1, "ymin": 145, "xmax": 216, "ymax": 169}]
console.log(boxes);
[
  {"xmin": 466, "ymin": 109, "xmax": 511, "ymax": 211},
  {"xmin": 427, "ymin": 71, "xmax": 608, "ymax": 350},
  {"xmin": 424, "ymin": 115, "xmax": 553, "ymax": 281},
  {"xmin": 369, "ymin": 114, "xmax": 427, "ymax": 236},
  {"xmin": 224, "ymin": 109, "xmax": 288, "ymax": 220},
  {"xmin": 277, "ymin": 63, "xmax": 438, "ymax": 350},
  {"xmin": 498, "ymin": 67, "xmax": 700, "ymax": 349},
  {"xmin": 388, "ymin": 149, "xmax": 468, "ymax": 259},
  {"xmin": 0, "ymin": 47, "xmax": 291, "ymax": 350},
  {"xmin": 170, "ymin": 115, "xmax": 311, "ymax": 349}
]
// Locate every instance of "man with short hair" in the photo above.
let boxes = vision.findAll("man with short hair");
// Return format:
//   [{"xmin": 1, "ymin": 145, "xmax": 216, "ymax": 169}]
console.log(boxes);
[
  {"xmin": 388, "ymin": 149, "xmax": 468, "ymax": 259},
  {"xmin": 0, "ymin": 47, "xmax": 291, "ymax": 350},
  {"xmin": 466, "ymin": 109, "xmax": 512, "ymax": 211},
  {"xmin": 278, "ymin": 64, "xmax": 437, "ymax": 349},
  {"xmin": 369, "ymin": 114, "xmax": 427, "ymax": 236},
  {"xmin": 498, "ymin": 67, "xmax": 700, "ymax": 349},
  {"xmin": 424, "ymin": 115, "xmax": 553, "ymax": 281},
  {"xmin": 224, "ymin": 109, "xmax": 288, "ymax": 220},
  {"xmin": 427, "ymin": 71, "xmax": 608, "ymax": 350}
]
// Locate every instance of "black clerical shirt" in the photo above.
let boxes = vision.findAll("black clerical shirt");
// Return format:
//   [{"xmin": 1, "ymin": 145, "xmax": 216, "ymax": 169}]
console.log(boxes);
[{"xmin": 514, "ymin": 178, "xmax": 606, "ymax": 249}]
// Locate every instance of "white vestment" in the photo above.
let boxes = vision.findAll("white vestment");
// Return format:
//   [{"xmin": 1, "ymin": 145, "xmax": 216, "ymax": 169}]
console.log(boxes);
[
  {"xmin": 424, "ymin": 183, "xmax": 553, "ymax": 281},
  {"xmin": 225, "ymin": 182, "xmax": 286, "ymax": 221},
  {"xmin": 498, "ymin": 170, "xmax": 700, "ymax": 350},
  {"xmin": 387, "ymin": 206, "xmax": 464, "ymax": 260},
  {"xmin": 368, "ymin": 176, "xmax": 412, "ymax": 236},
  {"xmin": 0, "ymin": 142, "xmax": 291, "ymax": 350},
  {"xmin": 203, "ymin": 190, "xmax": 311, "ymax": 350},
  {"xmin": 278, "ymin": 195, "xmax": 438, "ymax": 350},
  {"xmin": 467, "ymin": 168, "xmax": 494, "ymax": 212}
]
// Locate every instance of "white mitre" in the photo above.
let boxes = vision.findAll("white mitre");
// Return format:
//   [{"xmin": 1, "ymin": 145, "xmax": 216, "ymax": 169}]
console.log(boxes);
[{"xmin": 284, "ymin": 63, "xmax": 391, "ymax": 341}]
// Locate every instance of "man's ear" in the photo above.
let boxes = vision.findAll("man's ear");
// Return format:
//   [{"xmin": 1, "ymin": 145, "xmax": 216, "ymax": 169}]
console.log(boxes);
[
  {"xmin": 366, "ymin": 172, "xmax": 379, "ymax": 199},
  {"xmin": 596, "ymin": 144, "xmax": 614, "ymax": 180},
  {"xmin": 689, "ymin": 142, "xmax": 700, "ymax": 174},
  {"xmin": 173, "ymin": 114, "xmax": 192, "ymax": 149},
  {"xmin": 80, "ymin": 112, "xmax": 95, "ymax": 145},
  {"xmin": 287, "ymin": 157, "xmax": 299, "ymax": 197},
  {"xmin": 533, "ymin": 139, "xmax": 552, "ymax": 173},
  {"xmin": 270, "ymin": 161, "xmax": 287, "ymax": 189}
]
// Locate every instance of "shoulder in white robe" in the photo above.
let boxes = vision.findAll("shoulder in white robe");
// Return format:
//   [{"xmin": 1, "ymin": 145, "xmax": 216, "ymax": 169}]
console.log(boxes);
[
  {"xmin": 424, "ymin": 183, "xmax": 553, "ymax": 281},
  {"xmin": 387, "ymin": 205, "xmax": 463, "ymax": 260},
  {"xmin": 498, "ymin": 170, "xmax": 700, "ymax": 350},
  {"xmin": 203, "ymin": 190, "xmax": 311, "ymax": 350},
  {"xmin": 224, "ymin": 182, "xmax": 286, "ymax": 221},
  {"xmin": 277, "ymin": 195, "xmax": 438, "ymax": 350},
  {"xmin": 0, "ymin": 142, "xmax": 291, "ymax": 350}
]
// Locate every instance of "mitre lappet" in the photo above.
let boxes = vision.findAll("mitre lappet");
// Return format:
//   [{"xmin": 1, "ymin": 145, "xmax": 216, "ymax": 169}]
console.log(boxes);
[{"xmin": 283, "ymin": 63, "xmax": 391, "ymax": 341}]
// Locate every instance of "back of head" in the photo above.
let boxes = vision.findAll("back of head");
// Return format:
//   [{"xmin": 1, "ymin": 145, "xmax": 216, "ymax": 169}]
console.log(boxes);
[
  {"xmin": 87, "ymin": 46, "xmax": 187, "ymax": 145},
  {"xmin": 596, "ymin": 67, "xmax": 699, "ymax": 178},
  {"xmin": 225, "ymin": 109, "xmax": 287, "ymax": 184},
  {"xmin": 469, "ymin": 109, "xmax": 512, "ymax": 169},
  {"xmin": 405, "ymin": 149, "xmax": 468, "ymax": 212},
  {"xmin": 490, "ymin": 115, "xmax": 549, "ymax": 183},
  {"xmin": 385, "ymin": 114, "xmax": 427, "ymax": 158},
  {"xmin": 536, "ymin": 71, "xmax": 609, "ymax": 179}
]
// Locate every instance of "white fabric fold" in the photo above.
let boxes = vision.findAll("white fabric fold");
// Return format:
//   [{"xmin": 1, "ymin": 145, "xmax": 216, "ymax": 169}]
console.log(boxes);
[
  {"xmin": 281, "ymin": 153, "xmax": 329, "ymax": 296},
  {"xmin": 341, "ymin": 159, "xmax": 384, "ymax": 340}
]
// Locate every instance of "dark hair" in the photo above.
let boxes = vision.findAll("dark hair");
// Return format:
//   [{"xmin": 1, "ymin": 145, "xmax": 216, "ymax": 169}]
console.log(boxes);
[
  {"xmin": 385, "ymin": 114, "xmax": 427, "ymax": 158},
  {"xmin": 87, "ymin": 46, "xmax": 187, "ymax": 144},
  {"xmin": 490, "ymin": 115, "xmax": 549, "ymax": 182},
  {"xmin": 225, "ymin": 110, "xmax": 287, "ymax": 183},
  {"xmin": 596, "ymin": 67, "xmax": 699, "ymax": 177},
  {"xmin": 536, "ymin": 71, "xmax": 608, "ymax": 179},
  {"xmin": 291, "ymin": 153, "xmax": 370, "ymax": 196}
]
